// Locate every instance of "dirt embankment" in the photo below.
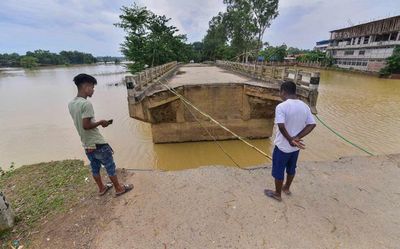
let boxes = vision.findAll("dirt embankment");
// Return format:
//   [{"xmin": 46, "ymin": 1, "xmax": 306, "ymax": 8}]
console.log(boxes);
[{"xmin": 27, "ymin": 154, "xmax": 400, "ymax": 249}]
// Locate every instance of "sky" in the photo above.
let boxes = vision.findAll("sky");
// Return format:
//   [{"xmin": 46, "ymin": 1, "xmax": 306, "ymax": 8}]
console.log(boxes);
[{"xmin": 0, "ymin": 0, "xmax": 399, "ymax": 56}]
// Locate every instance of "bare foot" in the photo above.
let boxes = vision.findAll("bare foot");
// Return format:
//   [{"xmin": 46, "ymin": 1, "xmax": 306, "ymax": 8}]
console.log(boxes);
[
  {"xmin": 264, "ymin": 189, "xmax": 282, "ymax": 202},
  {"xmin": 282, "ymin": 188, "xmax": 292, "ymax": 195}
]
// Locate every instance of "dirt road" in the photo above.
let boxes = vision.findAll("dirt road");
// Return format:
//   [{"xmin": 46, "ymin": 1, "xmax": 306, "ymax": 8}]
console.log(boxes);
[{"xmin": 35, "ymin": 154, "xmax": 400, "ymax": 249}]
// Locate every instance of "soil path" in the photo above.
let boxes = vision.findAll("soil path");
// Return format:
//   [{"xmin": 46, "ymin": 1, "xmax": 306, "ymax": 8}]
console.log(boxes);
[{"xmin": 35, "ymin": 155, "xmax": 400, "ymax": 249}]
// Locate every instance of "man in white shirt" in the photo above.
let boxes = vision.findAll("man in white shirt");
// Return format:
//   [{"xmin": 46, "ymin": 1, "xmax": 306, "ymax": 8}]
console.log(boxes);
[{"xmin": 265, "ymin": 81, "xmax": 316, "ymax": 201}]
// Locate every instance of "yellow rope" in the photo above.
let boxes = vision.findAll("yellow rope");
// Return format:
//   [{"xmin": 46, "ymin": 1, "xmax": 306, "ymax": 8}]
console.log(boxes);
[
  {"xmin": 157, "ymin": 79, "xmax": 273, "ymax": 161},
  {"xmin": 181, "ymin": 99, "xmax": 242, "ymax": 167}
]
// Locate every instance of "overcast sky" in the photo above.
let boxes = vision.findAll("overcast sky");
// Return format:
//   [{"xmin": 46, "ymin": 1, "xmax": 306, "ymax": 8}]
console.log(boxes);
[{"xmin": 0, "ymin": 0, "xmax": 398, "ymax": 56}]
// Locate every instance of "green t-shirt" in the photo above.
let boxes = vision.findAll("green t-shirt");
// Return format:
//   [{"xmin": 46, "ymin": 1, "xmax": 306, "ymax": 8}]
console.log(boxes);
[{"xmin": 68, "ymin": 97, "xmax": 107, "ymax": 149}]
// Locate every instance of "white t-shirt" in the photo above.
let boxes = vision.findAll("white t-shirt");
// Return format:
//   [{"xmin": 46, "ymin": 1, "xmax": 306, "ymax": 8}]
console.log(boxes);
[{"xmin": 274, "ymin": 99, "xmax": 316, "ymax": 153}]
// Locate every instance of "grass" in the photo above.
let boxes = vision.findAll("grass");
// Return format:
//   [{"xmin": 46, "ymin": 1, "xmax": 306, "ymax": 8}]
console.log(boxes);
[{"xmin": 0, "ymin": 160, "xmax": 91, "ymax": 248}]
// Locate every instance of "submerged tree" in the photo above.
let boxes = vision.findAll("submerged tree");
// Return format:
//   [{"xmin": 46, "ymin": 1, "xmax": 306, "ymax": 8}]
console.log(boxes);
[{"xmin": 115, "ymin": 4, "xmax": 191, "ymax": 73}]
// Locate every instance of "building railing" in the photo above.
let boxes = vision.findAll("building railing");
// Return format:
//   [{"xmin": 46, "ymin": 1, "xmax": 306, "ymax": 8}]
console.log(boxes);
[
  {"xmin": 328, "ymin": 40, "xmax": 400, "ymax": 50},
  {"xmin": 125, "ymin": 61, "xmax": 178, "ymax": 92},
  {"xmin": 216, "ymin": 60, "xmax": 320, "ymax": 90}
]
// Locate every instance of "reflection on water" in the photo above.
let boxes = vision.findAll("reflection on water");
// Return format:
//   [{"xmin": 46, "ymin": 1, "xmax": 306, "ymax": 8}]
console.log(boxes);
[{"xmin": 1, "ymin": 65, "xmax": 400, "ymax": 170}]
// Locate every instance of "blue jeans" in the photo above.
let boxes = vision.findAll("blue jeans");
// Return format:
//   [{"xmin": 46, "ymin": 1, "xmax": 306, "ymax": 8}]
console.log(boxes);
[
  {"xmin": 272, "ymin": 146, "xmax": 300, "ymax": 181},
  {"xmin": 85, "ymin": 144, "xmax": 116, "ymax": 177}
]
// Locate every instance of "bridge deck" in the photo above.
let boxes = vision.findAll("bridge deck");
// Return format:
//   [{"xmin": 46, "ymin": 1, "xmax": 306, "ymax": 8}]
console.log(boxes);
[{"xmin": 167, "ymin": 65, "xmax": 275, "ymax": 89}]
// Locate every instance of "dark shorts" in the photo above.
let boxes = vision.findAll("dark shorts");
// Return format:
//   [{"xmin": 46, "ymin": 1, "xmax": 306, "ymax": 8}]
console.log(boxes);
[
  {"xmin": 272, "ymin": 146, "xmax": 300, "ymax": 181},
  {"xmin": 85, "ymin": 144, "xmax": 116, "ymax": 177}
]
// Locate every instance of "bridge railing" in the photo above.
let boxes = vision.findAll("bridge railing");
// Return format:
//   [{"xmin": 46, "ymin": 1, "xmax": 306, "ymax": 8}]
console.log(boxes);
[
  {"xmin": 125, "ymin": 61, "xmax": 178, "ymax": 92},
  {"xmin": 216, "ymin": 60, "xmax": 320, "ymax": 91}
]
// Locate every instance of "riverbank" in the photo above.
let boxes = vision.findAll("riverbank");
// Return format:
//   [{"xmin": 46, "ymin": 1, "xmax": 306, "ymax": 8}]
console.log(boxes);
[
  {"xmin": 1, "ymin": 154, "xmax": 399, "ymax": 248},
  {"xmin": 0, "ymin": 161, "xmax": 91, "ymax": 247}
]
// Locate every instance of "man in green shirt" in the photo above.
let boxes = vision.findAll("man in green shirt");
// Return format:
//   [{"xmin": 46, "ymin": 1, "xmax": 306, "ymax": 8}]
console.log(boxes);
[{"xmin": 68, "ymin": 73, "xmax": 133, "ymax": 196}]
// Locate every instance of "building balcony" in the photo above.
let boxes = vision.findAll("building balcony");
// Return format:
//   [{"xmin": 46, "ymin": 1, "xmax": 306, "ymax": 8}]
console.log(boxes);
[{"xmin": 327, "ymin": 40, "xmax": 400, "ymax": 50}]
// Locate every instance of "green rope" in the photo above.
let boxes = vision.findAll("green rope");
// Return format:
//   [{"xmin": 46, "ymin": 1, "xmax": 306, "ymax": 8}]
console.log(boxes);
[{"xmin": 314, "ymin": 114, "xmax": 375, "ymax": 156}]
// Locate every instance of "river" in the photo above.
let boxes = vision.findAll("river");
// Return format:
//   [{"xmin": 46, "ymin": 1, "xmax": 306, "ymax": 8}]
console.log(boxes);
[{"xmin": 1, "ymin": 64, "xmax": 399, "ymax": 170}]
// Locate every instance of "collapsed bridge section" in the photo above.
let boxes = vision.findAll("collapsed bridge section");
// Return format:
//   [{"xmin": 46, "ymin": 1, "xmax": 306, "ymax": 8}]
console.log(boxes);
[{"xmin": 125, "ymin": 61, "xmax": 319, "ymax": 143}]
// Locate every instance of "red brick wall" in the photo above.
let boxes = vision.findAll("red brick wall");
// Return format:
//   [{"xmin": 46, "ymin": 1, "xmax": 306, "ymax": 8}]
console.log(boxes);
[{"xmin": 367, "ymin": 61, "xmax": 386, "ymax": 72}]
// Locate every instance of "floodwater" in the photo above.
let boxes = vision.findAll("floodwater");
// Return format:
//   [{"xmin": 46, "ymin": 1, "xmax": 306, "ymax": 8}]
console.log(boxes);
[{"xmin": 1, "ymin": 65, "xmax": 400, "ymax": 171}]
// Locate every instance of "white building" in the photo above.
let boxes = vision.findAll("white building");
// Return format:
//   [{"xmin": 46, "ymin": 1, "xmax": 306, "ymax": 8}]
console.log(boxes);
[
  {"xmin": 327, "ymin": 15, "xmax": 400, "ymax": 72},
  {"xmin": 314, "ymin": 40, "xmax": 330, "ymax": 53}
]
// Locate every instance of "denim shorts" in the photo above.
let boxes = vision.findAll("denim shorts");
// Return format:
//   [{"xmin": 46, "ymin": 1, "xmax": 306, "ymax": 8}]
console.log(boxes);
[
  {"xmin": 85, "ymin": 144, "xmax": 116, "ymax": 176},
  {"xmin": 272, "ymin": 146, "xmax": 300, "ymax": 180}
]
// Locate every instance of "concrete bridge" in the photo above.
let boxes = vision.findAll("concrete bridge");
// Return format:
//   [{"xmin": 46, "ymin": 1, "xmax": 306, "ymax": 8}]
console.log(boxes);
[{"xmin": 125, "ymin": 61, "xmax": 319, "ymax": 143}]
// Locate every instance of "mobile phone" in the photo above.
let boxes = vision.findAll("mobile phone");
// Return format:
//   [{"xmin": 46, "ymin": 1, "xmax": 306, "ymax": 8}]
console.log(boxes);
[{"xmin": 108, "ymin": 119, "xmax": 113, "ymax": 124}]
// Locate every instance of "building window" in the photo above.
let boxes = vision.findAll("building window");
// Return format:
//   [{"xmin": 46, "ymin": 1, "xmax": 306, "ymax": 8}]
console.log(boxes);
[
  {"xmin": 345, "ymin": 50, "xmax": 354, "ymax": 55},
  {"xmin": 390, "ymin": 32, "xmax": 398, "ymax": 41},
  {"xmin": 375, "ymin": 33, "xmax": 391, "ymax": 42},
  {"xmin": 362, "ymin": 62, "xmax": 367, "ymax": 66},
  {"xmin": 357, "ymin": 37, "xmax": 361, "ymax": 45},
  {"xmin": 332, "ymin": 50, "xmax": 337, "ymax": 55},
  {"xmin": 359, "ymin": 50, "xmax": 365, "ymax": 55},
  {"xmin": 356, "ymin": 61, "xmax": 362, "ymax": 66},
  {"xmin": 363, "ymin": 36, "xmax": 370, "ymax": 44}
]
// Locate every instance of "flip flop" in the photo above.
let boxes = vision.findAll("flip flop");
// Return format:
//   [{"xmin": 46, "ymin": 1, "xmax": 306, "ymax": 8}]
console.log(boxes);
[
  {"xmin": 264, "ymin": 189, "xmax": 282, "ymax": 202},
  {"xmin": 115, "ymin": 184, "xmax": 134, "ymax": 197},
  {"xmin": 99, "ymin": 183, "xmax": 113, "ymax": 196}
]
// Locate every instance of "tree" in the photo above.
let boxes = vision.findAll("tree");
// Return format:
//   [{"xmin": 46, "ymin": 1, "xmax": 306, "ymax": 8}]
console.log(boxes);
[
  {"xmin": 223, "ymin": 0, "xmax": 279, "ymax": 53},
  {"xmin": 191, "ymin": 42, "xmax": 204, "ymax": 62},
  {"xmin": 59, "ymin": 51, "xmax": 96, "ymax": 64},
  {"xmin": 259, "ymin": 44, "xmax": 287, "ymax": 62},
  {"xmin": 297, "ymin": 50, "xmax": 326, "ymax": 62},
  {"xmin": 380, "ymin": 46, "xmax": 400, "ymax": 76},
  {"xmin": 201, "ymin": 0, "xmax": 279, "ymax": 63},
  {"xmin": 0, "ymin": 53, "xmax": 20, "ymax": 67},
  {"xmin": 224, "ymin": 3, "xmax": 258, "ymax": 62},
  {"xmin": 296, "ymin": 50, "xmax": 333, "ymax": 66},
  {"xmin": 202, "ymin": 13, "xmax": 231, "ymax": 61},
  {"xmin": 287, "ymin": 47, "xmax": 309, "ymax": 55},
  {"xmin": 115, "ymin": 4, "xmax": 191, "ymax": 73},
  {"xmin": 20, "ymin": 56, "xmax": 38, "ymax": 69},
  {"xmin": 0, "ymin": 50, "xmax": 97, "ymax": 68}
]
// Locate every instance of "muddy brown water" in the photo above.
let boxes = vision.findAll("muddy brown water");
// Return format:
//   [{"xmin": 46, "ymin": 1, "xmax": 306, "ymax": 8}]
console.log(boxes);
[{"xmin": 1, "ymin": 65, "xmax": 399, "ymax": 170}]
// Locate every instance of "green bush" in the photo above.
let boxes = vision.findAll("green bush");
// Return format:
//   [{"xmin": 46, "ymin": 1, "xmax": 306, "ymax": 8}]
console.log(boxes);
[{"xmin": 380, "ymin": 46, "xmax": 400, "ymax": 76}]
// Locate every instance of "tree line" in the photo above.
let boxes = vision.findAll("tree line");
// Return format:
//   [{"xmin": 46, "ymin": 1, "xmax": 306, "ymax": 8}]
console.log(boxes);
[
  {"xmin": 0, "ymin": 50, "xmax": 97, "ymax": 68},
  {"xmin": 116, "ymin": 1, "xmax": 336, "ymax": 74},
  {"xmin": 116, "ymin": 1, "xmax": 280, "ymax": 73}
]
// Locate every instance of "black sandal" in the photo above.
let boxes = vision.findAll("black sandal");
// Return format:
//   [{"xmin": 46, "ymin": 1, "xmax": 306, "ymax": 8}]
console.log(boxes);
[
  {"xmin": 99, "ymin": 183, "xmax": 113, "ymax": 196},
  {"xmin": 115, "ymin": 184, "xmax": 134, "ymax": 197}
]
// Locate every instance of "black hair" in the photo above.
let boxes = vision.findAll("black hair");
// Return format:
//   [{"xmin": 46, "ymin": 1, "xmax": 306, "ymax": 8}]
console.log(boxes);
[
  {"xmin": 73, "ymin": 73, "xmax": 97, "ymax": 87},
  {"xmin": 280, "ymin": 81, "xmax": 296, "ymax": 95}
]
